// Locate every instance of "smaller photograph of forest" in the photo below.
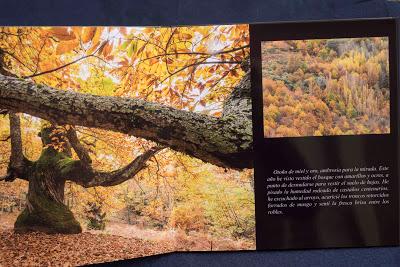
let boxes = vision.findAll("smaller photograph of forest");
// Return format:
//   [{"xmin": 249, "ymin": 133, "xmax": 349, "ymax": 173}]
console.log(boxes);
[{"xmin": 262, "ymin": 37, "xmax": 390, "ymax": 138}]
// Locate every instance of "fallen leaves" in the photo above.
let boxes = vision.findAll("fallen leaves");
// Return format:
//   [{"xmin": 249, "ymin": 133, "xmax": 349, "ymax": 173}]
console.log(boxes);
[{"xmin": 0, "ymin": 230, "xmax": 174, "ymax": 266}]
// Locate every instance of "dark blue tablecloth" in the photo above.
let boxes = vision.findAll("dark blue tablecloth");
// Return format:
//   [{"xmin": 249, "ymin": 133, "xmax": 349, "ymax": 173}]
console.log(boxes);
[{"xmin": 0, "ymin": 0, "xmax": 399, "ymax": 266}]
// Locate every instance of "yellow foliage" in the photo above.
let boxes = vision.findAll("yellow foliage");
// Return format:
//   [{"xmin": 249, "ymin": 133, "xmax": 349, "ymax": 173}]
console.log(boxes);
[
  {"xmin": 262, "ymin": 37, "xmax": 389, "ymax": 138},
  {"xmin": 169, "ymin": 204, "xmax": 206, "ymax": 233}
]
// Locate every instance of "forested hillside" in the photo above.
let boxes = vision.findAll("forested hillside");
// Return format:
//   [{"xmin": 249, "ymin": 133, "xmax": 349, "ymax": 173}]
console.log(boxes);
[{"xmin": 262, "ymin": 38, "xmax": 390, "ymax": 138}]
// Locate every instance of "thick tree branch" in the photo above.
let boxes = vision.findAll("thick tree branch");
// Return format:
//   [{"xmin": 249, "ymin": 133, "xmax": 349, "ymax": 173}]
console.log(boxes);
[
  {"xmin": 63, "ymin": 125, "xmax": 162, "ymax": 187},
  {"xmin": 222, "ymin": 69, "xmax": 252, "ymax": 119},
  {"xmin": 66, "ymin": 146, "xmax": 164, "ymax": 187},
  {"xmin": 0, "ymin": 73, "xmax": 253, "ymax": 169},
  {"xmin": 65, "ymin": 126, "xmax": 93, "ymax": 166}
]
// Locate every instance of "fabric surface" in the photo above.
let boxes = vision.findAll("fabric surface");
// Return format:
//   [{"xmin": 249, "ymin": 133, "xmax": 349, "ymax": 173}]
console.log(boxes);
[{"xmin": 0, "ymin": 0, "xmax": 399, "ymax": 266}]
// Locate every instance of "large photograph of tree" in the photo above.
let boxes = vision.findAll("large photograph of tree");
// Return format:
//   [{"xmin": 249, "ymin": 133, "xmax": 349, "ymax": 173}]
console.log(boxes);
[
  {"xmin": 0, "ymin": 25, "xmax": 254, "ymax": 266},
  {"xmin": 262, "ymin": 37, "xmax": 390, "ymax": 138}
]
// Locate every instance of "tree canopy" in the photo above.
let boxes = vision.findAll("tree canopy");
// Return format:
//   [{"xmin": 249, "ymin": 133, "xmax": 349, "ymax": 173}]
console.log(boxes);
[{"xmin": 0, "ymin": 25, "xmax": 252, "ymax": 170}]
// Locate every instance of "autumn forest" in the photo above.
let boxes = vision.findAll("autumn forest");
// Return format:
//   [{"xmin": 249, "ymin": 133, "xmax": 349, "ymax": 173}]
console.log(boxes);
[
  {"xmin": 262, "ymin": 37, "xmax": 390, "ymax": 138},
  {"xmin": 0, "ymin": 25, "xmax": 254, "ymax": 266}
]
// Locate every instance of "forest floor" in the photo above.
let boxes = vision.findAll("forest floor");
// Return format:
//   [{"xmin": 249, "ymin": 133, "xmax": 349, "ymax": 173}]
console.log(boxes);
[
  {"xmin": 0, "ymin": 212, "xmax": 254, "ymax": 266},
  {"xmin": 0, "ymin": 213, "xmax": 174, "ymax": 266}
]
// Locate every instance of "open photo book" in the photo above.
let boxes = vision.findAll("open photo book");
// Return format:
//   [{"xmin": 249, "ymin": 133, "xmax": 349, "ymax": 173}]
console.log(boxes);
[{"xmin": 0, "ymin": 18, "xmax": 398, "ymax": 266}]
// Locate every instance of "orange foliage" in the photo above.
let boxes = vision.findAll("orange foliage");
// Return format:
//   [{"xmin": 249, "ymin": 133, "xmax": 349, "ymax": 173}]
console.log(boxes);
[{"xmin": 262, "ymin": 37, "xmax": 389, "ymax": 137}]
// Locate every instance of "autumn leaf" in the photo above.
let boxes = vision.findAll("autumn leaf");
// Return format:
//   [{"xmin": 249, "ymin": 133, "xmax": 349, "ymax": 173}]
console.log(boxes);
[
  {"xmin": 147, "ymin": 78, "xmax": 157, "ymax": 86},
  {"xmin": 149, "ymin": 58, "xmax": 158, "ymax": 65},
  {"xmin": 127, "ymin": 41, "xmax": 137, "ymax": 58},
  {"xmin": 230, "ymin": 69, "xmax": 239, "ymax": 77},
  {"xmin": 105, "ymin": 55, "xmax": 114, "ymax": 61},
  {"xmin": 143, "ymin": 28, "xmax": 153, "ymax": 34},
  {"xmin": 48, "ymin": 27, "xmax": 76, "ymax": 41},
  {"xmin": 81, "ymin": 27, "xmax": 97, "ymax": 43},
  {"xmin": 87, "ymin": 43, "xmax": 100, "ymax": 55},
  {"xmin": 39, "ymin": 60, "xmax": 57, "ymax": 71},
  {"xmin": 92, "ymin": 27, "xmax": 103, "ymax": 45},
  {"xmin": 180, "ymin": 48, "xmax": 192, "ymax": 53},
  {"xmin": 102, "ymin": 42, "xmax": 113, "ymax": 57},
  {"xmin": 180, "ymin": 33, "xmax": 192, "ymax": 40},
  {"xmin": 56, "ymin": 39, "xmax": 79, "ymax": 55},
  {"xmin": 120, "ymin": 27, "xmax": 127, "ymax": 35},
  {"xmin": 85, "ymin": 27, "xmax": 104, "ymax": 54},
  {"xmin": 198, "ymin": 83, "xmax": 205, "ymax": 92},
  {"xmin": 96, "ymin": 41, "xmax": 108, "ymax": 55},
  {"xmin": 136, "ymin": 44, "xmax": 146, "ymax": 56}
]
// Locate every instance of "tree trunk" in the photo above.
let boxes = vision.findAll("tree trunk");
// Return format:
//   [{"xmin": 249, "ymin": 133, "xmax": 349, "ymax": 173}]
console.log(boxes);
[
  {"xmin": 14, "ymin": 147, "xmax": 82, "ymax": 234},
  {"xmin": 11, "ymin": 125, "xmax": 163, "ymax": 234}
]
